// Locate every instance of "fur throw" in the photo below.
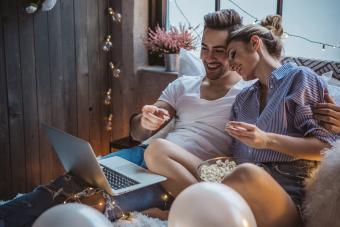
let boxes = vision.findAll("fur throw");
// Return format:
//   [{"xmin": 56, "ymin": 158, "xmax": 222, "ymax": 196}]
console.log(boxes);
[{"xmin": 303, "ymin": 140, "xmax": 340, "ymax": 227}]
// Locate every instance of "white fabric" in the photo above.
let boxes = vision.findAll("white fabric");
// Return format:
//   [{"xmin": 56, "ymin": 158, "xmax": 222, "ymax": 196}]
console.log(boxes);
[
  {"xmin": 178, "ymin": 49, "xmax": 205, "ymax": 77},
  {"xmin": 158, "ymin": 76, "xmax": 250, "ymax": 160},
  {"xmin": 321, "ymin": 71, "xmax": 340, "ymax": 104}
]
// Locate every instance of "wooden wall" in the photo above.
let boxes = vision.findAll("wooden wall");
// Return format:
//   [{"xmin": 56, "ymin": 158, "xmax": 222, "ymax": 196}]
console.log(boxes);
[
  {"xmin": 0, "ymin": 0, "xmax": 175, "ymax": 200},
  {"xmin": 0, "ymin": 0, "xmax": 111, "ymax": 199}
]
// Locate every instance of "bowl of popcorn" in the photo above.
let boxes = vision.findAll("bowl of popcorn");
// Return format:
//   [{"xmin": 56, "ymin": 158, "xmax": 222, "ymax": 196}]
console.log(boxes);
[{"xmin": 197, "ymin": 157, "xmax": 238, "ymax": 183}]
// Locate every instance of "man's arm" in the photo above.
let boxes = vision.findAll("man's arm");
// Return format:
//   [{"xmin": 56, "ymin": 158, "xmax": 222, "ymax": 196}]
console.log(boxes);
[
  {"xmin": 313, "ymin": 94, "xmax": 340, "ymax": 134},
  {"xmin": 130, "ymin": 100, "xmax": 176, "ymax": 142}
]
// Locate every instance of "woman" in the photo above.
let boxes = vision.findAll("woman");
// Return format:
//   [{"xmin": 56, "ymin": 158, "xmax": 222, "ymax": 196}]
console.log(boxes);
[
  {"xmin": 145, "ymin": 16, "xmax": 338, "ymax": 227},
  {"xmin": 222, "ymin": 15, "xmax": 339, "ymax": 227}
]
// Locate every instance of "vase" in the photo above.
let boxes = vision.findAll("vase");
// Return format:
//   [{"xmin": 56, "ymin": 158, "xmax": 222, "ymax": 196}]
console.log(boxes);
[{"xmin": 164, "ymin": 53, "xmax": 179, "ymax": 72}]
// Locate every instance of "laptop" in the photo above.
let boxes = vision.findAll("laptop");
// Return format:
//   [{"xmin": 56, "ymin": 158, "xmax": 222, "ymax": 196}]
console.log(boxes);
[{"xmin": 42, "ymin": 124, "xmax": 166, "ymax": 196}]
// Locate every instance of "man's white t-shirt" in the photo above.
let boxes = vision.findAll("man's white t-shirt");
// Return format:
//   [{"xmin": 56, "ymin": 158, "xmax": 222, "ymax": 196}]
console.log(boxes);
[{"xmin": 158, "ymin": 75, "xmax": 250, "ymax": 160}]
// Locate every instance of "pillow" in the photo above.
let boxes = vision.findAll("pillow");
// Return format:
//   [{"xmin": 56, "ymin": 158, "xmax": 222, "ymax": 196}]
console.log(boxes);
[
  {"xmin": 178, "ymin": 49, "xmax": 205, "ymax": 77},
  {"xmin": 303, "ymin": 140, "xmax": 340, "ymax": 227},
  {"xmin": 321, "ymin": 71, "xmax": 340, "ymax": 104}
]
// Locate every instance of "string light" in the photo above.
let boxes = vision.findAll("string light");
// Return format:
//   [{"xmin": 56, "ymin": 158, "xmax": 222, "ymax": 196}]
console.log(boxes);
[
  {"xmin": 222, "ymin": 0, "xmax": 340, "ymax": 51},
  {"xmin": 59, "ymin": 187, "xmax": 129, "ymax": 222},
  {"xmin": 108, "ymin": 7, "xmax": 122, "ymax": 23},
  {"xmin": 102, "ymin": 35, "xmax": 113, "ymax": 52},
  {"xmin": 173, "ymin": 0, "xmax": 340, "ymax": 51},
  {"xmin": 109, "ymin": 62, "xmax": 121, "ymax": 78},
  {"xmin": 104, "ymin": 88, "xmax": 112, "ymax": 105},
  {"xmin": 161, "ymin": 193, "xmax": 169, "ymax": 201},
  {"xmin": 24, "ymin": 3, "xmax": 38, "ymax": 14}
]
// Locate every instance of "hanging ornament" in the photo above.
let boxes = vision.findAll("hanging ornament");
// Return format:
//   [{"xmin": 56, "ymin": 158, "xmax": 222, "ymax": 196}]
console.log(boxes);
[
  {"xmin": 24, "ymin": 0, "xmax": 58, "ymax": 14},
  {"xmin": 102, "ymin": 35, "xmax": 113, "ymax": 52},
  {"xmin": 109, "ymin": 62, "xmax": 121, "ymax": 78},
  {"xmin": 104, "ymin": 88, "xmax": 112, "ymax": 105},
  {"xmin": 24, "ymin": 0, "xmax": 39, "ymax": 14},
  {"xmin": 41, "ymin": 0, "xmax": 58, "ymax": 11},
  {"xmin": 105, "ymin": 114, "xmax": 113, "ymax": 132},
  {"xmin": 108, "ymin": 7, "xmax": 122, "ymax": 23}
]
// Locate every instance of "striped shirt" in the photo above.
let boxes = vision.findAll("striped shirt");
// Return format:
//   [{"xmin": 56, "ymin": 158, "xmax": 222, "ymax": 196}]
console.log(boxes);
[{"xmin": 230, "ymin": 62, "xmax": 338, "ymax": 163}]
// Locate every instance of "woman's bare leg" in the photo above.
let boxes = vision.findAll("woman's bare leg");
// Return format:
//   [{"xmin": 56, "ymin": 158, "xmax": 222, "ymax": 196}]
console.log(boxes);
[
  {"xmin": 222, "ymin": 163, "xmax": 302, "ymax": 227},
  {"xmin": 144, "ymin": 138, "xmax": 202, "ymax": 197}
]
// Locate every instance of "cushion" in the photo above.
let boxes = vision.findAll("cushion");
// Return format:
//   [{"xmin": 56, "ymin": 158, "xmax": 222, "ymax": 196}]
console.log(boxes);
[
  {"xmin": 178, "ymin": 49, "xmax": 205, "ymax": 77},
  {"xmin": 303, "ymin": 140, "xmax": 340, "ymax": 227},
  {"xmin": 321, "ymin": 71, "xmax": 340, "ymax": 104}
]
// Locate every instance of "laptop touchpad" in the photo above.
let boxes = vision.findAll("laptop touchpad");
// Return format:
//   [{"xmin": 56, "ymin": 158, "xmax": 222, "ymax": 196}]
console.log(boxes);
[{"xmin": 116, "ymin": 164, "xmax": 147, "ymax": 175}]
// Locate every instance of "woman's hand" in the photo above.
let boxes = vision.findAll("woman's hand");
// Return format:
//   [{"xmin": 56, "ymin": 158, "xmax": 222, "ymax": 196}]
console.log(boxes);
[
  {"xmin": 225, "ymin": 121, "xmax": 270, "ymax": 149},
  {"xmin": 313, "ymin": 94, "xmax": 340, "ymax": 134}
]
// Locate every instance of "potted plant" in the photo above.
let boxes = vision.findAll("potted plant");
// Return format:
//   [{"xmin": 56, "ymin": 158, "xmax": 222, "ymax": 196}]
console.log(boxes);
[{"xmin": 144, "ymin": 24, "xmax": 197, "ymax": 72}]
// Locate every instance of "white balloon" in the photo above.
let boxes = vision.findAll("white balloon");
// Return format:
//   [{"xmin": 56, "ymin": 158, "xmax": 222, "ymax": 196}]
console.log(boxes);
[
  {"xmin": 41, "ymin": 0, "xmax": 58, "ymax": 11},
  {"xmin": 33, "ymin": 203, "xmax": 112, "ymax": 227},
  {"xmin": 168, "ymin": 182, "xmax": 257, "ymax": 227}
]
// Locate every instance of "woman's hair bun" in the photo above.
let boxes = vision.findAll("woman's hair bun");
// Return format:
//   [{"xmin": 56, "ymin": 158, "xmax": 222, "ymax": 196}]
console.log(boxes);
[{"xmin": 260, "ymin": 15, "xmax": 283, "ymax": 37}]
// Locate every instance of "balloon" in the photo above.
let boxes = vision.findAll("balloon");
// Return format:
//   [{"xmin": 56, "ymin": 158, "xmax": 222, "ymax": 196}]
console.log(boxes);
[
  {"xmin": 33, "ymin": 203, "xmax": 112, "ymax": 227},
  {"xmin": 168, "ymin": 182, "xmax": 257, "ymax": 227}
]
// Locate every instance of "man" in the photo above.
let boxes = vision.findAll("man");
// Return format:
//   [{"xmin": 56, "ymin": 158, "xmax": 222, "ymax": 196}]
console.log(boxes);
[
  {"xmin": 107, "ymin": 9, "xmax": 246, "ymax": 165},
  {"xmin": 108, "ymin": 9, "xmax": 340, "ymax": 166}
]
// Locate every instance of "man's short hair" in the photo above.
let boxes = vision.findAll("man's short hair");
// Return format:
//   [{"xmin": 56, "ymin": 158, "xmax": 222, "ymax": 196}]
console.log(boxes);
[{"xmin": 204, "ymin": 9, "xmax": 243, "ymax": 31}]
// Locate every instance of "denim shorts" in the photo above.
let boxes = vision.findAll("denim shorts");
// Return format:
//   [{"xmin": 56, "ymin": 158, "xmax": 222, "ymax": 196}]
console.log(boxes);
[{"xmin": 256, "ymin": 160, "xmax": 319, "ymax": 214}]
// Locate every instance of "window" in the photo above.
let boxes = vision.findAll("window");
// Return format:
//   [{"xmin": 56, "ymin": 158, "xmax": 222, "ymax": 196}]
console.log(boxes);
[
  {"xmin": 164, "ymin": 0, "xmax": 340, "ymax": 61},
  {"xmin": 168, "ymin": 0, "xmax": 217, "ymax": 55},
  {"xmin": 220, "ymin": 0, "xmax": 277, "ymax": 25},
  {"xmin": 282, "ymin": 0, "xmax": 340, "ymax": 61}
]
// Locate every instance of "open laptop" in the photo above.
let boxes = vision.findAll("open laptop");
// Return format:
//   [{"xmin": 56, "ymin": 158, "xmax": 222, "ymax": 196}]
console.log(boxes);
[{"xmin": 42, "ymin": 124, "xmax": 166, "ymax": 196}]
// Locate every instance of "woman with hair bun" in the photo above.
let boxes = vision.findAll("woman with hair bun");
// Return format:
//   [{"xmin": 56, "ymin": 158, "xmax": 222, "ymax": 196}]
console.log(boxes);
[{"xmin": 223, "ymin": 15, "xmax": 338, "ymax": 227}]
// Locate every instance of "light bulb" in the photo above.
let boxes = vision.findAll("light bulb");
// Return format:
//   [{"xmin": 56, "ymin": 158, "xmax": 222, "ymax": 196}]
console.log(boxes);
[
  {"xmin": 282, "ymin": 33, "xmax": 289, "ymax": 39},
  {"xmin": 108, "ymin": 7, "xmax": 122, "ymax": 23},
  {"xmin": 161, "ymin": 194, "xmax": 169, "ymax": 201},
  {"xmin": 25, "ymin": 3, "xmax": 38, "ymax": 14},
  {"xmin": 102, "ymin": 35, "xmax": 113, "ymax": 52},
  {"xmin": 104, "ymin": 88, "xmax": 112, "ymax": 105},
  {"xmin": 109, "ymin": 62, "xmax": 121, "ymax": 78}
]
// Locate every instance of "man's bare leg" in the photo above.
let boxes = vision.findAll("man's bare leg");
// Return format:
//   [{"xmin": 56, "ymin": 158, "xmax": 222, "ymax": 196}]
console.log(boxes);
[{"xmin": 144, "ymin": 138, "xmax": 202, "ymax": 197}]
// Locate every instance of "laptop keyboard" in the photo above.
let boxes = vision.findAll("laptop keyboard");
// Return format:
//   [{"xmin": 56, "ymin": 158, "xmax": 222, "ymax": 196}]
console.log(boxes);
[{"xmin": 101, "ymin": 165, "xmax": 140, "ymax": 190}]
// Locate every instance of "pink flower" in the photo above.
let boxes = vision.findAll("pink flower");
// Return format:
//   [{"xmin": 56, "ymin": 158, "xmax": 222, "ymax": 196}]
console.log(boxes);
[{"xmin": 144, "ymin": 24, "xmax": 197, "ymax": 54}]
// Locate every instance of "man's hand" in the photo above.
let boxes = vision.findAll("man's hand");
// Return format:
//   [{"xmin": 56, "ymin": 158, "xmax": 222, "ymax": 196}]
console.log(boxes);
[
  {"xmin": 313, "ymin": 94, "xmax": 340, "ymax": 134},
  {"xmin": 225, "ymin": 121, "xmax": 270, "ymax": 149},
  {"xmin": 141, "ymin": 105, "xmax": 170, "ymax": 131}
]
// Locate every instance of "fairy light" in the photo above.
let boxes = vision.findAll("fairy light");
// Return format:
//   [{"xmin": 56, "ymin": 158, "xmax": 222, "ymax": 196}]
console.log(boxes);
[
  {"xmin": 104, "ymin": 88, "xmax": 112, "ymax": 105},
  {"xmin": 221, "ymin": 0, "xmax": 340, "ymax": 51},
  {"xmin": 282, "ymin": 32, "xmax": 289, "ymax": 39},
  {"xmin": 102, "ymin": 35, "xmax": 113, "ymax": 52},
  {"xmin": 108, "ymin": 7, "xmax": 122, "ymax": 23},
  {"xmin": 161, "ymin": 193, "xmax": 169, "ymax": 201},
  {"xmin": 174, "ymin": 0, "xmax": 340, "ymax": 52},
  {"xmin": 109, "ymin": 62, "xmax": 121, "ymax": 78},
  {"xmin": 60, "ymin": 187, "xmax": 129, "ymax": 222}
]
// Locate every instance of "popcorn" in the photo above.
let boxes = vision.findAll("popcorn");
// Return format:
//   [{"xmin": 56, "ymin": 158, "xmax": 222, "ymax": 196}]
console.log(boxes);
[{"xmin": 199, "ymin": 159, "xmax": 237, "ymax": 183}]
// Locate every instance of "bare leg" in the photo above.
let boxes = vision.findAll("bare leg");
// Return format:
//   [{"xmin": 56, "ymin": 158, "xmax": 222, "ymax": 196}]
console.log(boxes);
[
  {"xmin": 144, "ymin": 138, "xmax": 203, "ymax": 197},
  {"xmin": 222, "ymin": 163, "xmax": 302, "ymax": 227}
]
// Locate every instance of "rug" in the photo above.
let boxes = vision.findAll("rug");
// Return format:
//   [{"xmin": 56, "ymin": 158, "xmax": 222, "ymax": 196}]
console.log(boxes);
[{"xmin": 0, "ymin": 198, "xmax": 167, "ymax": 227}]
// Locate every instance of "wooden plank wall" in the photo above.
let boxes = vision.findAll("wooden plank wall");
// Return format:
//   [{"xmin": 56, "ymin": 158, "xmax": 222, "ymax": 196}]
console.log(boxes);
[{"xmin": 0, "ymin": 0, "xmax": 112, "ymax": 199}]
